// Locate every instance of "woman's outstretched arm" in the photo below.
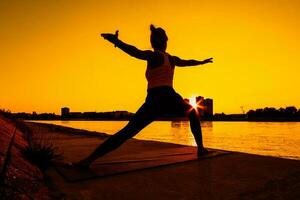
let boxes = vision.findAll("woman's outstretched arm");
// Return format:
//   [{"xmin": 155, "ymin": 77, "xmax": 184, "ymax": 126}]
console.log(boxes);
[
  {"xmin": 101, "ymin": 32, "xmax": 151, "ymax": 60},
  {"xmin": 172, "ymin": 56, "xmax": 213, "ymax": 67}
]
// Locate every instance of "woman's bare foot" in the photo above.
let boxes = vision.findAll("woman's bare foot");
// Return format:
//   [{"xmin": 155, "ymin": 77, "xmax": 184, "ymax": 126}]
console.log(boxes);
[
  {"xmin": 197, "ymin": 147, "xmax": 209, "ymax": 157},
  {"xmin": 74, "ymin": 160, "xmax": 90, "ymax": 169},
  {"xmin": 65, "ymin": 161, "xmax": 90, "ymax": 169}
]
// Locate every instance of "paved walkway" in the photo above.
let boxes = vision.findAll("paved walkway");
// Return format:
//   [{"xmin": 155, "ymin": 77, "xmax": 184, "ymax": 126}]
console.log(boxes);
[{"xmin": 27, "ymin": 122, "xmax": 300, "ymax": 200}]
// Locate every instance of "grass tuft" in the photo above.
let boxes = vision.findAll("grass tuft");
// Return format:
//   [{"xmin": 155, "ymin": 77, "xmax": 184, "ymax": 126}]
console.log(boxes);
[{"xmin": 22, "ymin": 143, "xmax": 63, "ymax": 170}]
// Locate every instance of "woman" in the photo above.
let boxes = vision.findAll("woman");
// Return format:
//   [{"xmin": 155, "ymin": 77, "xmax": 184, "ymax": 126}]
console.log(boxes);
[{"xmin": 76, "ymin": 25, "xmax": 213, "ymax": 168}]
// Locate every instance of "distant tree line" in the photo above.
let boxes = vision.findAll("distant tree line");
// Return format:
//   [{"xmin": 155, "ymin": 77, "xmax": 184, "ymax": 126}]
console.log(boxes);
[
  {"xmin": 61, "ymin": 111, "xmax": 134, "ymax": 120},
  {"xmin": 0, "ymin": 109, "xmax": 133, "ymax": 120},
  {"xmin": 2, "ymin": 106, "xmax": 300, "ymax": 121},
  {"xmin": 0, "ymin": 110, "xmax": 60, "ymax": 120},
  {"xmin": 246, "ymin": 106, "xmax": 300, "ymax": 121},
  {"xmin": 213, "ymin": 106, "xmax": 300, "ymax": 121}
]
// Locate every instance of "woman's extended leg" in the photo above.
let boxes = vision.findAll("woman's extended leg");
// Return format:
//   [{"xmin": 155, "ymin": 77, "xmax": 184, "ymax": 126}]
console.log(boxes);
[
  {"xmin": 188, "ymin": 109, "xmax": 208, "ymax": 156},
  {"xmin": 77, "ymin": 104, "xmax": 157, "ymax": 167}
]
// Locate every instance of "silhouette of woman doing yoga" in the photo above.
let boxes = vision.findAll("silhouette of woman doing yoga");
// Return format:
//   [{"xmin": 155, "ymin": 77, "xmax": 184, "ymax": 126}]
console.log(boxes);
[{"xmin": 76, "ymin": 25, "xmax": 213, "ymax": 168}]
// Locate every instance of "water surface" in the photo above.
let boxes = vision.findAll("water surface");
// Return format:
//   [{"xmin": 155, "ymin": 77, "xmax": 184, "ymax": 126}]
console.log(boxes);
[{"xmin": 31, "ymin": 120, "xmax": 300, "ymax": 160}]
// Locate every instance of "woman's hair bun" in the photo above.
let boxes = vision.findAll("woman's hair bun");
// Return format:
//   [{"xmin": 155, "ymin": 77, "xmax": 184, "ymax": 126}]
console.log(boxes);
[{"xmin": 150, "ymin": 24, "xmax": 156, "ymax": 32}]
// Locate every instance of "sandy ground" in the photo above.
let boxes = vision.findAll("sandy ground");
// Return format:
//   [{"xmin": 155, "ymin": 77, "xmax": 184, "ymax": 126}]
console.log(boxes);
[{"xmin": 26, "ymin": 122, "xmax": 300, "ymax": 200}]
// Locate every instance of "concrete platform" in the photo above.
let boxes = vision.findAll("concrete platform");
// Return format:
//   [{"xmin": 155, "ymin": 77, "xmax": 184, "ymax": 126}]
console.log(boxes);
[
  {"xmin": 54, "ymin": 147, "xmax": 229, "ymax": 182},
  {"xmin": 26, "ymin": 122, "xmax": 300, "ymax": 200}
]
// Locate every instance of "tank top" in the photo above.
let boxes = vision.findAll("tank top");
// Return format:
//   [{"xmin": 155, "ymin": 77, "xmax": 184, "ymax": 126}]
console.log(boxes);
[{"xmin": 146, "ymin": 51, "xmax": 174, "ymax": 89}]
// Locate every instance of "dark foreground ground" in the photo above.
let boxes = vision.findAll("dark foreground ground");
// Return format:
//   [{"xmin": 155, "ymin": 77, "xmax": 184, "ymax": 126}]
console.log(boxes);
[
  {"xmin": 26, "ymin": 122, "xmax": 300, "ymax": 200},
  {"xmin": 1, "ymin": 114, "xmax": 300, "ymax": 200}
]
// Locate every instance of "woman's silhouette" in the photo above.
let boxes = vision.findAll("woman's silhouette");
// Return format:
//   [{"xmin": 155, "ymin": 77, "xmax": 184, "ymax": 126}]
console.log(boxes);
[{"xmin": 76, "ymin": 25, "xmax": 213, "ymax": 168}]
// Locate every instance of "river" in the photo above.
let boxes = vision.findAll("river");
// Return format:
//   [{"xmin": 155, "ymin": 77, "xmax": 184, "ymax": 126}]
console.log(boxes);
[{"xmin": 30, "ymin": 120, "xmax": 300, "ymax": 160}]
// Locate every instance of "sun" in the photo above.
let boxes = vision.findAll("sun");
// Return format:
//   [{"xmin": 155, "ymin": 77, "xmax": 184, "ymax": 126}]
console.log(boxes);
[{"xmin": 189, "ymin": 96, "xmax": 198, "ymax": 109}]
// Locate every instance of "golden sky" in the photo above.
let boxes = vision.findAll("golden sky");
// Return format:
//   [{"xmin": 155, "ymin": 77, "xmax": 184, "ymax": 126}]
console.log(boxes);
[{"xmin": 1, "ymin": 0, "xmax": 299, "ymax": 114}]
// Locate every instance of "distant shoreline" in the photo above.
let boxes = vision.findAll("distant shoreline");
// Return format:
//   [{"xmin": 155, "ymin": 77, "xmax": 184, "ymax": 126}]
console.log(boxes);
[
  {"xmin": 5, "ymin": 105, "xmax": 300, "ymax": 122},
  {"xmin": 26, "ymin": 118, "xmax": 300, "ymax": 122}
]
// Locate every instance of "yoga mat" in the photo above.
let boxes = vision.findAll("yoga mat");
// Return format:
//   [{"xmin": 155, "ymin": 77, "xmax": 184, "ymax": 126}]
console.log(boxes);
[{"xmin": 54, "ymin": 147, "xmax": 230, "ymax": 182}]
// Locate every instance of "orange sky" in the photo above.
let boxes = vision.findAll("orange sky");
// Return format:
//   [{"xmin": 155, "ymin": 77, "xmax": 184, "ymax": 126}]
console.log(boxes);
[{"xmin": 1, "ymin": 0, "xmax": 299, "ymax": 114}]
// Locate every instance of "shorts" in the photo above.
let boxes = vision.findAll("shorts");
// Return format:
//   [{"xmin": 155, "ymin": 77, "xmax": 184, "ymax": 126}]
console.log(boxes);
[{"xmin": 133, "ymin": 86, "xmax": 192, "ymax": 122}]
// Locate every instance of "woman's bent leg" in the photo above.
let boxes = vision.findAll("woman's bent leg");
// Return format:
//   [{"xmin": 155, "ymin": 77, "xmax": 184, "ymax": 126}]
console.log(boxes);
[
  {"xmin": 78, "ymin": 104, "xmax": 156, "ymax": 166},
  {"xmin": 189, "ymin": 109, "xmax": 203, "ymax": 148},
  {"xmin": 188, "ymin": 109, "xmax": 208, "ymax": 156},
  {"xmin": 166, "ymin": 91, "xmax": 208, "ymax": 156}
]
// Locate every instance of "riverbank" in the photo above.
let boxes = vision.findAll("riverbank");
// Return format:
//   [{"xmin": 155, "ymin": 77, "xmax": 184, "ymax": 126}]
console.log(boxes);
[
  {"xmin": 0, "ymin": 115, "xmax": 50, "ymax": 199},
  {"xmin": 23, "ymin": 118, "xmax": 300, "ymax": 123},
  {"xmin": 23, "ymin": 121, "xmax": 300, "ymax": 199}
]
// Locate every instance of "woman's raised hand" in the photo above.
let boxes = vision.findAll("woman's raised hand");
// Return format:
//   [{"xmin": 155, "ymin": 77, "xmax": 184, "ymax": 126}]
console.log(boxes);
[
  {"xmin": 101, "ymin": 30, "xmax": 119, "ymax": 44},
  {"xmin": 202, "ymin": 58, "xmax": 213, "ymax": 64}
]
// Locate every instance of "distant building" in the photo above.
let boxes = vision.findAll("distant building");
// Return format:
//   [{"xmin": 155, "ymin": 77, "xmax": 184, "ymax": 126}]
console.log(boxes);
[
  {"xmin": 60, "ymin": 107, "xmax": 134, "ymax": 120},
  {"xmin": 61, "ymin": 107, "xmax": 70, "ymax": 118},
  {"xmin": 203, "ymin": 98, "xmax": 213, "ymax": 117},
  {"xmin": 83, "ymin": 112, "xmax": 97, "ymax": 118},
  {"xmin": 69, "ymin": 112, "xmax": 82, "ymax": 118}
]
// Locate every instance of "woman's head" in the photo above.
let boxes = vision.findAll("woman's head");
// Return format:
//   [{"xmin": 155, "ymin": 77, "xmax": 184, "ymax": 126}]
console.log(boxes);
[{"xmin": 150, "ymin": 24, "xmax": 168, "ymax": 51}]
